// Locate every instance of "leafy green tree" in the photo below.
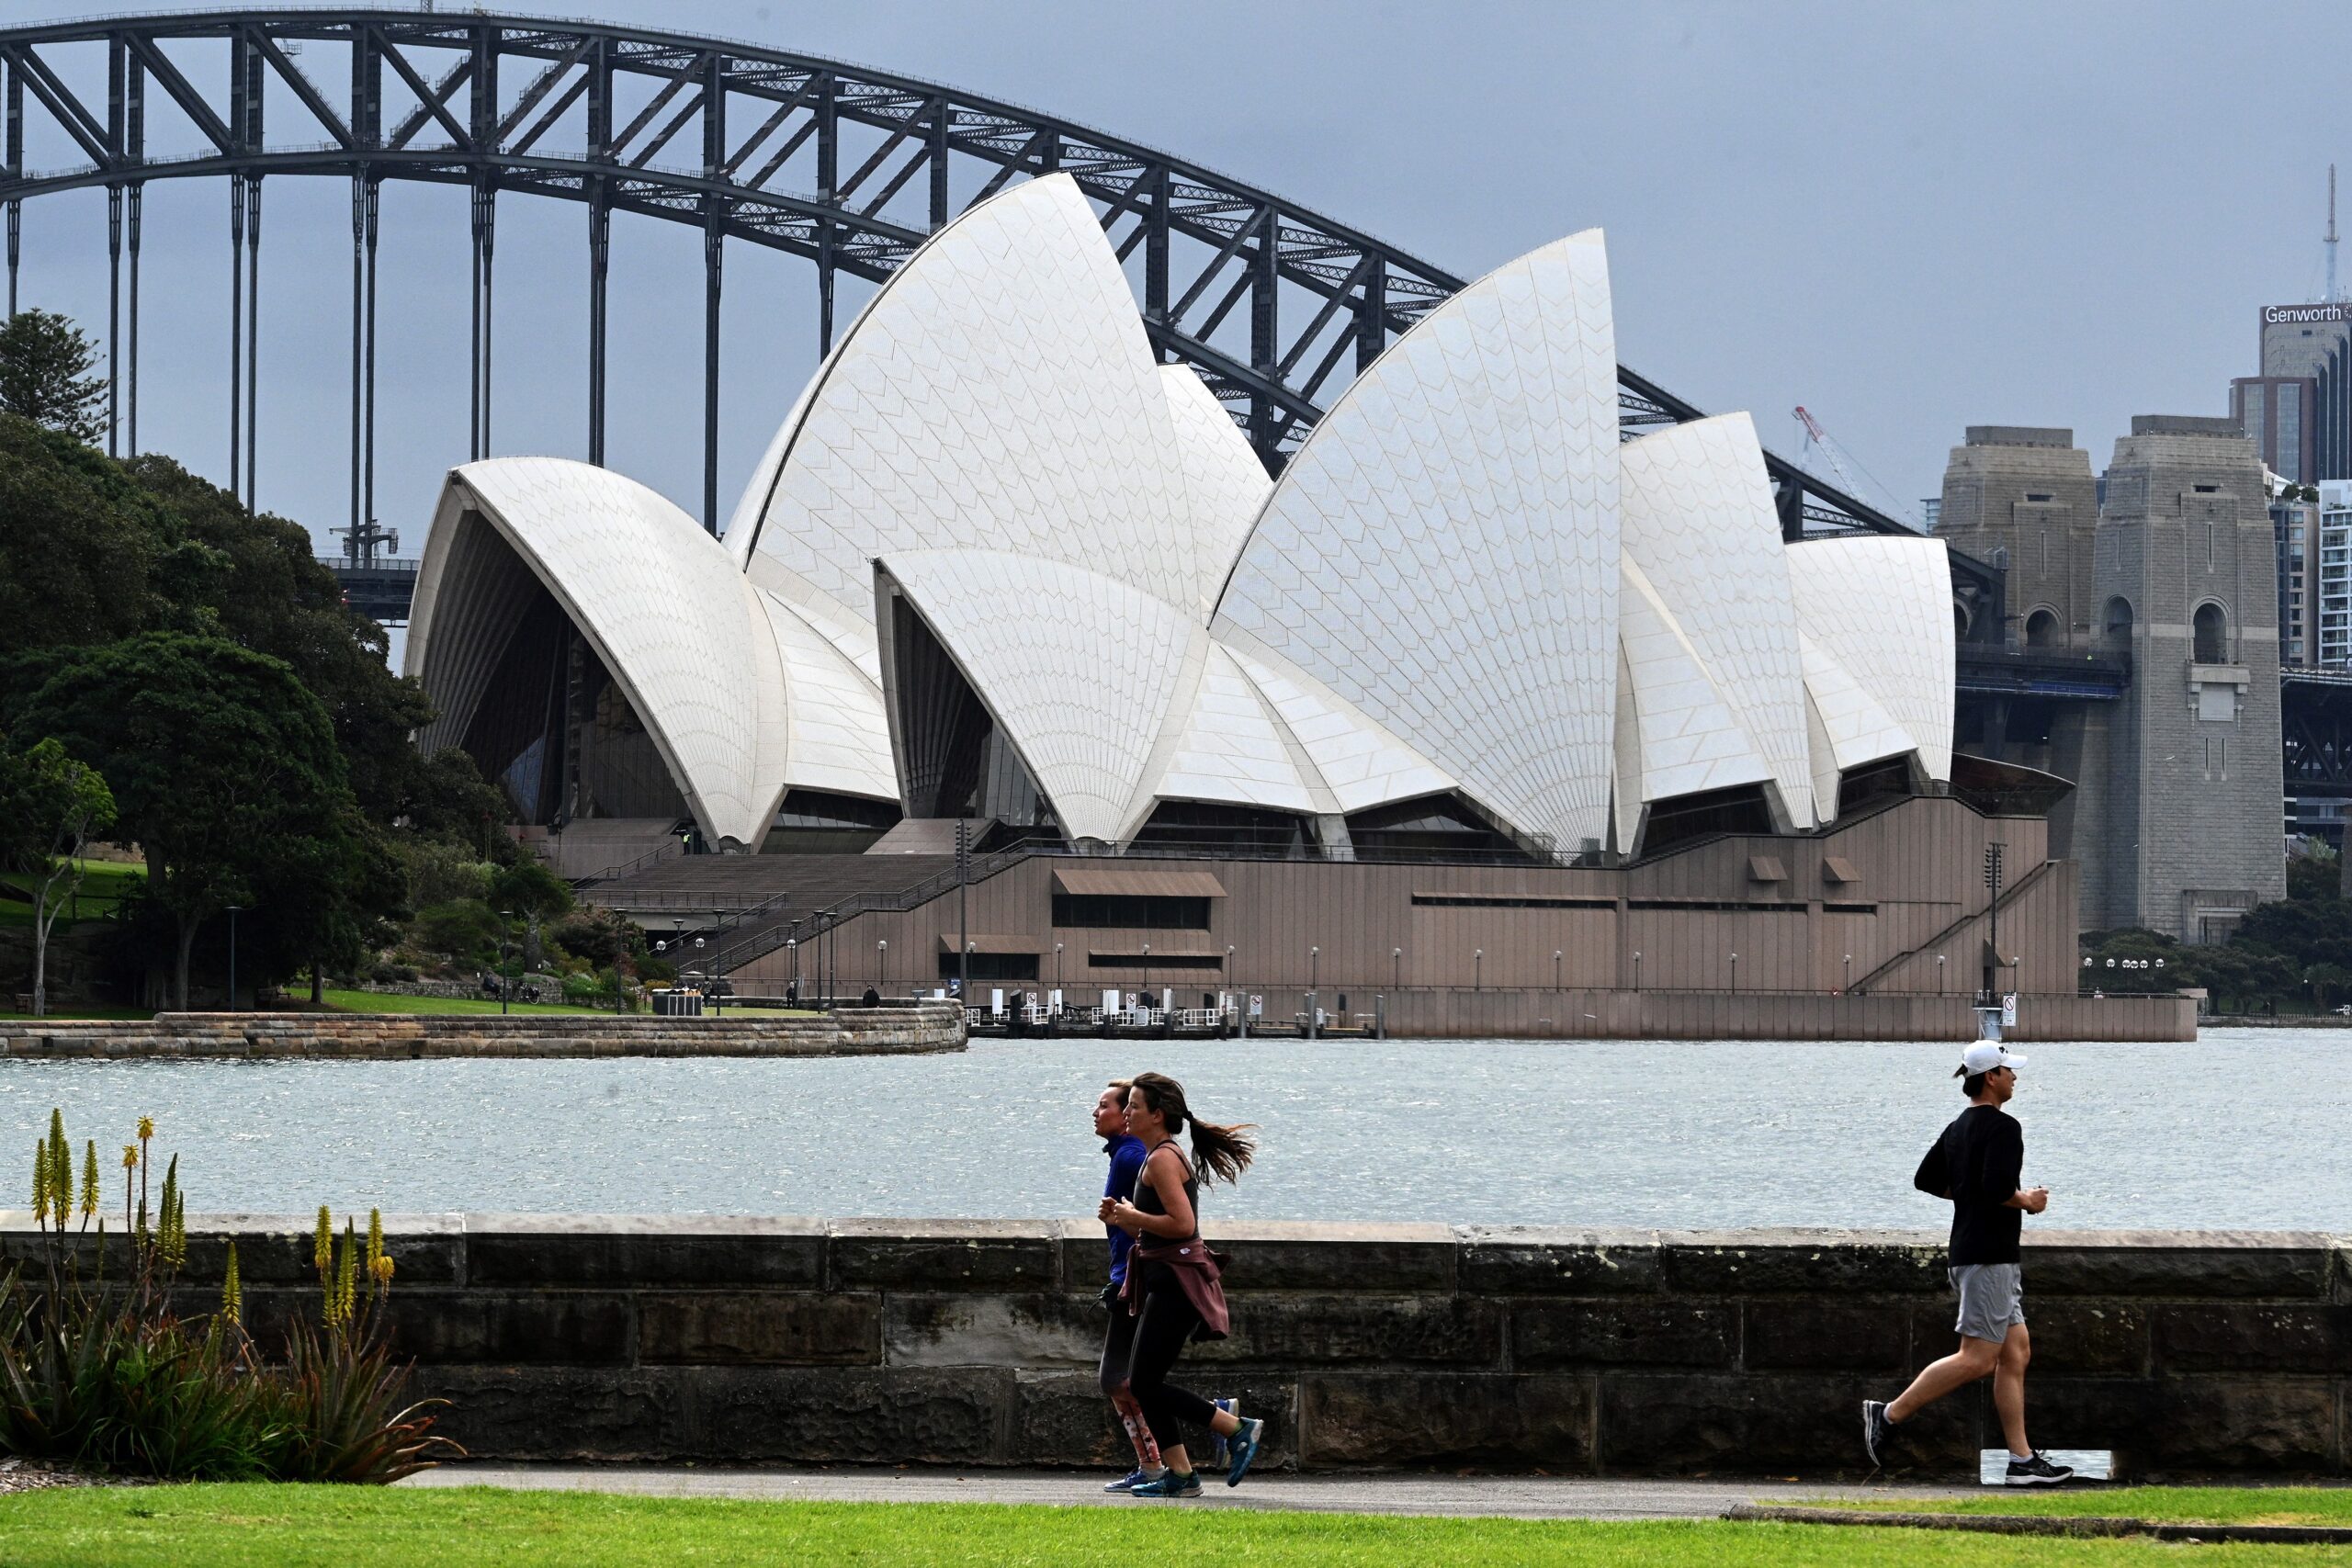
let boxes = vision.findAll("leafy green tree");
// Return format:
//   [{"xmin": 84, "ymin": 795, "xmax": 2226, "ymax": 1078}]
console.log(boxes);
[
  {"xmin": 0, "ymin": 310, "xmax": 107, "ymax": 442},
  {"xmin": 0, "ymin": 734, "xmax": 117, "ymax": 1015},
  {"xmin": 489, "ymin": 857, "xmax": 573, "ymax": 970},
  {"xmin": 0, "ymin": 416, "xmax": 156, "ymax": 659},
  {"xmin": 2287, "ymin": 843, "xmax": 2341, "ymax": 902},
  {"xmin": 17, "ymin": 634, "xmax": 361, "ymax": 1009}
]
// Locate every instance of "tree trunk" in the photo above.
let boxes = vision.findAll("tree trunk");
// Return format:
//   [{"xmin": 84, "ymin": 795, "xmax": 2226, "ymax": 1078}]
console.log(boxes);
[
  {"xmin": 174, "ymin": 912, "xmax": 198, "ymax": 1012},
  {"xmin": 310, "ymin": 965, "xmax": 323, "ymax": 1005}
]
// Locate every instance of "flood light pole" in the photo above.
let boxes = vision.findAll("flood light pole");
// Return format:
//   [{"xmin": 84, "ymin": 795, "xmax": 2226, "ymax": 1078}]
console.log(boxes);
[{"xmin": 224, "ymin": 905, "xmax": 243, "ymax": 1012}]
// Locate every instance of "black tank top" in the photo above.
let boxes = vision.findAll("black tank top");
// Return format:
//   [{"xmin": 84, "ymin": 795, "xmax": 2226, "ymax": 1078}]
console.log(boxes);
[{"xmin": 1133, "ymin": 1140, "xmax": 1198, "ymax": 1230}]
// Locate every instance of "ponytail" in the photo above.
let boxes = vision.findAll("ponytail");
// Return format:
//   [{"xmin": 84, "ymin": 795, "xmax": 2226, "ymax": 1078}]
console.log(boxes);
[{"xmin": 1128, "ymin": 1070, "xmax": 1258, "ymax": 1186}]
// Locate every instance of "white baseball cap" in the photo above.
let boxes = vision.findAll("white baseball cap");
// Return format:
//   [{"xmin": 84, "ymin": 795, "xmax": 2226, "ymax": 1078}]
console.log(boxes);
[{"xmin": 1956, "ymin": 1042, "xmax": 2027, "ymax": 1077}]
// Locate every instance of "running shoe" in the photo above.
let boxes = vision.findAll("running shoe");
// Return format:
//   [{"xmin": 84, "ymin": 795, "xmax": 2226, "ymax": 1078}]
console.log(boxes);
[
  {"xmin": 1103, "ymin": 1467, "xmax": 1155, "ymax": 1493},
  {"xmin": 1210, "ymin": 1397, "xmax": 1238, "ymax": 1467},
  {"xmin": 2005, "ymin": 1451, "xmax": 2075, "ymax": 1486},
  {"xmin": 1860, "ymin": 1400, "xmax": 1896, "ymax": 1468},
  {"xmin": 1224, "ymin": 1416, "xmax": 1266, "ymax": 1487},
  {"xmin": 1127, "ymin": 1470, "xmax": 1202, "ymax": 1499}
]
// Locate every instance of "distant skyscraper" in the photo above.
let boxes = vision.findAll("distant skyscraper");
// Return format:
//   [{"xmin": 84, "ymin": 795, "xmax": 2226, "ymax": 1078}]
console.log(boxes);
[
  {"xmin": 2253, "ymin": 303, "xmax": 2351, "ymax": 479},
  {"xmin": 2233, "ymin": 373, "xmax": 2318, "ymax": 481}
]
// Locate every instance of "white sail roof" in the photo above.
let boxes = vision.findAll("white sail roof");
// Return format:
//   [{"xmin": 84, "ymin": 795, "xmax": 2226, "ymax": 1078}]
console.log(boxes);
[
  {"xmin": 1211, "ymin": 228, "xmax": 1622, "ymax": 852},
  {"xmin": 1616, "ymin": 414, "xmax": 1815, "ymax": 830},
  {"xmin": 730, "ymin": 174, "xmax": 1206, "ymax": 642},
  {"xmin": 876, "ymin": 549, "xmax": 1207, "ymax": 845},
  {"xmin": 408, "ymin": 457, "xmax": 790, "ymax": 849},
  {"xmin": 1785, "ymin": 536, "xmax": 1956, "ymax": 785}
]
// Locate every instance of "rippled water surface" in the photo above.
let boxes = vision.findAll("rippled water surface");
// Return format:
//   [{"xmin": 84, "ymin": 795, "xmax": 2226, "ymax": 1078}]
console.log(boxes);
[{"xmin": 0, "ymin": 1031, "xmax": 2340, "ymax": 1229}]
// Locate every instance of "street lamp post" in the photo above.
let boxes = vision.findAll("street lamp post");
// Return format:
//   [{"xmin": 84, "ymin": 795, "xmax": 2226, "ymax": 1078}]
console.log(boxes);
[
  {"xmin": 1308, "ymin": 945, "xmax": 1319, "ymax": 1039},
  {"xmin": 499, "ymin": 908, "xmax": 515, "ymax": 1014},
  {"xmin": 1632, "ymin": 950, "xmax": 1642, "ymax": 993},
  {"xmin": 224, "ymin": 905, "xmax": 243, "ymax": 1011},
  {"xmin": 1055, "ymin": 941, "xmax": 1065, "ymax": 992},
  {"xmin": 1393, "ymin": 946, "xmax": 1402, "ymax": 991},
  {"xmin": 1554, "ymin": 949, "xmax": 1563, "ymax": 991},
  {"xmin": 1843, "ymin": 953, "xmax": 1851, "ymax": 994},
  {"xmin": 1729, "ymin": 952, "xmax": 1739, "ymax": 995},
  {"xmin": 1937, "ymin": 953, "xmax": 1947, "ymax": 996},
  {"xmin": 877, "ymin": 938, "xmax": 888, "ymax": 996},
  {"xmin": 786, "ymin": 938, "xmax": 798, "ymax": 1003},
  {"xmin": 1474, "ymin": 948, "xmax": 1483, "ymax": 992}
]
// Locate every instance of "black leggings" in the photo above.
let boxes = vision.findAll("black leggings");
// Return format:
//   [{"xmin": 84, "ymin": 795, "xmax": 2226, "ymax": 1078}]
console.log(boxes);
[{"xmin": 1125, "ymin": 1264, "xmax": 1218, "ymax": 1449}]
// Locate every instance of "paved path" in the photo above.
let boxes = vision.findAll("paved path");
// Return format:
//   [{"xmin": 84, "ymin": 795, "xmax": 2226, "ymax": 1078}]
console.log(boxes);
[{"xmin": 402, "ymin": 1464, "xmax": 1975, "ymax": 1520}]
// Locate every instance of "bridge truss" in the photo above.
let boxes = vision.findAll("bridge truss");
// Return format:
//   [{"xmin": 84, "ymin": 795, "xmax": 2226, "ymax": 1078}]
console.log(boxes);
[{"xmin": 0, "ymin": 8, "xmax": 1936, "ymax": 583}]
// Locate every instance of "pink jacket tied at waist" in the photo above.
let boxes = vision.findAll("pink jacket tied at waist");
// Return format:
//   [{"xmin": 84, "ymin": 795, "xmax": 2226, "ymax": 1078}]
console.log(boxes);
[{"xmin": 1118, "ymin": 1236, "xmax": 1230, "ymax": 1340}]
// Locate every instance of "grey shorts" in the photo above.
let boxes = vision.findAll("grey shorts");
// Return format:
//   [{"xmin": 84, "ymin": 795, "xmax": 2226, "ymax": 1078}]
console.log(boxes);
[{"xmin": 1951, "ymin": 1263, "xmax": 2025, "ymax": 1342}]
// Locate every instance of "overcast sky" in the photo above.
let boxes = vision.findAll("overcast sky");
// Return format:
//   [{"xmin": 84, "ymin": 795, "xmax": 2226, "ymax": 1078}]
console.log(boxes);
[{"xmin": 17, "ymin": 0, "xmax": 2348, "ymax": 563}]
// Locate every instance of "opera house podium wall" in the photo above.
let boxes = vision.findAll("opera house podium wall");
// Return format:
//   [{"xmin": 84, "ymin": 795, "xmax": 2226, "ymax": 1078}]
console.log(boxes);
[{"xmin": 707, "ymin": 796, "xmax": 2190, "ymax": 1043}]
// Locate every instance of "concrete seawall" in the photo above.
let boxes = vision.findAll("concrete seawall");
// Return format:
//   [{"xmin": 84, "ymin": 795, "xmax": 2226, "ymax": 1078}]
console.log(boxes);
[
  {"xmin": 0, "ymin": 1004, "xmax": 967, "ymax": 1059},
  {"xmin": 6, "ymin": 1218, "xmax": 2331, "ymax": 1478},
  {"xmin": 1306, "ymin": 989, "xmax": 2195, "ymax": 1041}
]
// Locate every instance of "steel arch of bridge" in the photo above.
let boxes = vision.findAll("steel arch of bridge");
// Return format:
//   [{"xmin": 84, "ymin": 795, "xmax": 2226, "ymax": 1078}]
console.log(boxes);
[{"xmin": 0, "ymin": 6, "xmax": 1919, "ymax": 553}]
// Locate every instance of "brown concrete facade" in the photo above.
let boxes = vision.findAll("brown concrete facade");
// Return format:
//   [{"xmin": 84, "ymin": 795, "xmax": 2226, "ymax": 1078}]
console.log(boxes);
[{"xmin": 731, "ymin": 796, "xmax": 2182, "ymax": 1039}]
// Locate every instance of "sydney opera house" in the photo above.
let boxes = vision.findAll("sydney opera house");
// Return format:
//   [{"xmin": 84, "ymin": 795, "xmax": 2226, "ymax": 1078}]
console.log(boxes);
[{"xmin": 405, "ymin": 175, "xmax": 2115, "ymax": 1038}]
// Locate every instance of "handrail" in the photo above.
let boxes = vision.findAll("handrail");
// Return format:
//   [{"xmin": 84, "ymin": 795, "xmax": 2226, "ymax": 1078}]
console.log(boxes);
[
  {"xmin": 1847, "ymin": 859, "xmax": 2057, "ymax": 996},
  {"xmin": 569, "ymin": 836, "xmax": 683, "ymax": 890}
]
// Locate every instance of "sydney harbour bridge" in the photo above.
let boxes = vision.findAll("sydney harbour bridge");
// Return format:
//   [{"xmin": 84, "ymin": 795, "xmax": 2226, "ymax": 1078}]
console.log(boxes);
[{"xmin": 15, "ymin": 6, "xmax": 2346, "ymax": 826}]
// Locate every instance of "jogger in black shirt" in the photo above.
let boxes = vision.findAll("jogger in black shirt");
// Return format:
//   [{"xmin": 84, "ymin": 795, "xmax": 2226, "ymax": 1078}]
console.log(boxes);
[{"xmin": 1863, "ymin": 1042, "xmax": 2074, "ymax": 1485}]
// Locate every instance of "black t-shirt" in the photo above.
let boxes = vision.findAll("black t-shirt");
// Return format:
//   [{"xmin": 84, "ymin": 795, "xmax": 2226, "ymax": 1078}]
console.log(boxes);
[{"xmin": 1914, "ymin": 1103, "xmax": 2024, "ymax": 1266}]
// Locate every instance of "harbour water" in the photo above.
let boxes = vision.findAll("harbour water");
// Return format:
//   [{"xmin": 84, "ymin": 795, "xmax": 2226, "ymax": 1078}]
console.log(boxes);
[{"xmin": 0, "ymin": 1031, "xmax": 2338, "ymax": 1230}]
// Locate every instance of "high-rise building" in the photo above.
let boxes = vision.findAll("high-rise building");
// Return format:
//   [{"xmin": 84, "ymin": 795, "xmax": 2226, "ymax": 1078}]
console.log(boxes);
[
  {"xmin": 2233, "ymin": 374, "xmax": 2319, "ymax": 481},
  {"xmin": 2321, "ymin": 480, "xmax": 2352, "ymax": 669},
  {"xmin": 2256, "ymin": 302, "xmax": 2352, "ymax": 479},
  {"xmin": 2274, "ymin": 488, "xmax": 2320, "ymax": 668}
]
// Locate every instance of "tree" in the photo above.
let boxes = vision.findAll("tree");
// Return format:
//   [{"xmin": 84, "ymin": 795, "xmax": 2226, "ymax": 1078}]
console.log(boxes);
[
  {"xmin": 17, "ymin": 634, "xmax": 361, "ymax": 1009},
  {"xmin": 0, "ymin": 734, "xmax": 116, "ymax": 1015},
  {"xmin": 0, "ymin": 310, "xmax": 107, "ymax": 442},
  {"xmin": 489, "ymin": 856, "xmax": 574, "ymax": 971}
]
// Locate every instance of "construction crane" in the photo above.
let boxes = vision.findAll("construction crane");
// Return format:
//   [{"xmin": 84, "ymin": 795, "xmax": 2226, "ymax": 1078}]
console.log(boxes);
[{"xmin": 1792, "ymin": 406, "xmax": 1922, "ymax": 533}]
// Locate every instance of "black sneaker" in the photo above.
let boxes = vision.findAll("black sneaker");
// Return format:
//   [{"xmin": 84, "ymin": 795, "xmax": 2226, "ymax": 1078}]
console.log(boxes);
[
  {"xmin": 2006, "ymin": 1451, "xmax": 2075, "ymax": 1486},
  {"xmin": 1860, "ymin": 1400, "xmax": 1897, "ymax": 1467}
]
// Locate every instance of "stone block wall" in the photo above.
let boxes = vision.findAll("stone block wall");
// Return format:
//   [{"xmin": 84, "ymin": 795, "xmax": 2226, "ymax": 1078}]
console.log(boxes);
[
  {"xmin": 6, "ymin": 1217, "xmax": 2332, "ymax": 1478},
  {"xmin": 0, "ymin": 1004, "xmax": 966, "ymax": 1059}
]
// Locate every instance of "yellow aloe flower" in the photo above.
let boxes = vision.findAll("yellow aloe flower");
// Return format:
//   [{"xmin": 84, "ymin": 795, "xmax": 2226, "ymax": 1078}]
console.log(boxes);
[
  {"xmin": 367, "ymin": 1207, "xmax": 384, "ymax": 1269},
  {"xmin": 120, "ymin": 1144, "xmax": 138, "ymax": 1170},
  {"xmin": 136, "ymin": 1115, "xmax": 153, "ymax": 1143},
  {"xmin": 313, "ymin": 1204, "xmax": 333, "ymax": 1279},
  {"xmin": 220, "ymin": 1241, "xmax": 243, "ymax": 1325},
  {"xmin": 79, "ymin": 1140, "xmax": 98, "ymax": 1219},
  {"xmin": 32, "ymin": 1138, "xmax": 50, "ymax": 1224}
]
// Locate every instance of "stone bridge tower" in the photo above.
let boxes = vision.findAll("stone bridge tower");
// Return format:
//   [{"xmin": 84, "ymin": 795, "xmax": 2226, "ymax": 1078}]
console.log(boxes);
[{"xmin": 2091, "ymin": 416, "xmax": 2285, "ymax": 940}]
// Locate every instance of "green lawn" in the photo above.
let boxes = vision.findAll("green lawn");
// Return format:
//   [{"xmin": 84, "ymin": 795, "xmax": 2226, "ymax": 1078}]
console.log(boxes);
[
  {"xmin": 0, "ymin": 1001, "xmax": 160, "ymax": 1021},
  {"xmin": 0, "ymin": 858, "xmax": 144, "ymax": 927},
  {"xmin": 0, "ymin": 1487, "xmax": 2337, "ymax": 1567},
  {"xmin": 1819, "ymin": 1485, "xmax": 2352, "ymax": 1529},
  {"xmin": 318, "ymin": 987, "xmax": 621, "ymax": 1018}
]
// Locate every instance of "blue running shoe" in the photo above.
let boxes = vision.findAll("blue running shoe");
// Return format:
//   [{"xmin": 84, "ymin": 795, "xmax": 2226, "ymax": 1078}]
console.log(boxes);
[
  {"xmin": 1127, "ymin": 1470, "xmax": 1202, "ymax": 1499},
  {"xmin": 1224, "ymin": 1416, "xmax": 1266, "ymax": 1487},
  {"xmin": 1103, "ymin": 1467, "xmax": 1153, "ymax": 1493},
  {"xmin": 1210, "ymin": 1397, "xmax": 1238, "ymax": 1467}
]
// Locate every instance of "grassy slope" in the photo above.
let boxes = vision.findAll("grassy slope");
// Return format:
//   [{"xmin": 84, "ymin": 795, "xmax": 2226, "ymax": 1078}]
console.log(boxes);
[
  {"xmin": 317, "ymin": 987, "xmax": 618, "ymax": 1018},
  {"xmin": 1821, "ymin": 1486, "xmax": 2352, "ymax": 1527},
  {"xmin": 0, "ymin": 1488, "xmax": 2336, "ymax": 1567},
  {"xmin": 0, "ymin": 858, "xmax": 143, "ymax": 928}
]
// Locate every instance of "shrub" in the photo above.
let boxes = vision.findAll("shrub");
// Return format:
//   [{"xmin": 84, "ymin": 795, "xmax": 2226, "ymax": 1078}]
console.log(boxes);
[
  {"xmin": 0, "ymin": 1111, "xmax": 458, "ymax": 1483},
  {"xmin": 411, "ymin": 898, "xmax": 502, "ymax": 962}
]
